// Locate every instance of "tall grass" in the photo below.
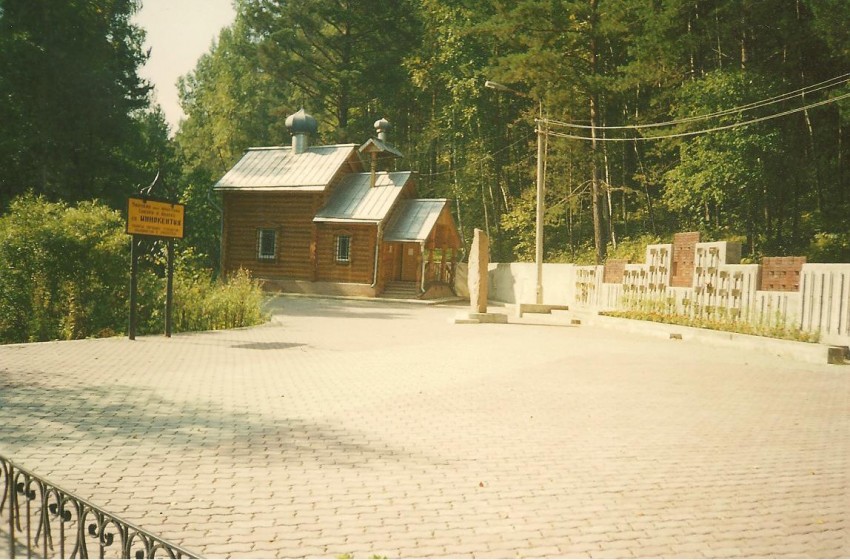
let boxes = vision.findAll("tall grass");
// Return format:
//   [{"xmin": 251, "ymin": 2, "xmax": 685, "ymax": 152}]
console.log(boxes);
[
  {"xmin": 172, "ymin": 267, "xmax": 268, "ymax": 332},
  {"xmin": 604, "ymin": 295, "xmax": 819, "ymax": 343}
]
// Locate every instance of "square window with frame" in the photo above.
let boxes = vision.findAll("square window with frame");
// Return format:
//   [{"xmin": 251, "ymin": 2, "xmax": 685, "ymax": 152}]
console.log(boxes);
[
  {"xmin": 257, "ymin": 228, "xmax": 277, "ymax": 261},
  {"xmin": 335, "ymin": 234, "xmax": 351, "ymax": 264}
]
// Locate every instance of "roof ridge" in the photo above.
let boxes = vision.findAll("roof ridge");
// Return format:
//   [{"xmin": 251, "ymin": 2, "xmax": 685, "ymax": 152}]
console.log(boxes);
[
  {"xmin": 349, "ymin": 170, "xmax": 412, "ymax": 176},
  {"xmin": 245, "ymin": 143, "xmax": 359, "ymax": 151}
]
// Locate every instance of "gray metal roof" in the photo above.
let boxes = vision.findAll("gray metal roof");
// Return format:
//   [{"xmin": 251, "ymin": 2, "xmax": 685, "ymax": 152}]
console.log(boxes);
[
  {"xmin": 358, "ymin": 137, "xmax": 403, "ymax": 158},
  {"xmin": 214, "ymin": 144, "xmax": 358, "ymax": 191},
  {"xmin": 383, "ymin": 199, "xmax": 449, "ymax": 242},
  {"xmin": 314, "ymin": 172, "xmax": 412, "ymax": 223}
]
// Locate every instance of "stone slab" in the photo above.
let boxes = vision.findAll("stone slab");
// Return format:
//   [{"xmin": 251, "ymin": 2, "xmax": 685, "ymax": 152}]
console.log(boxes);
[
  {"xmin": 517, "ymin": 303, "xmax": 570, "ymax": 317},
  {"xmin": 454, "ymin": 311, "xmax": 509, "ymax": 324}
]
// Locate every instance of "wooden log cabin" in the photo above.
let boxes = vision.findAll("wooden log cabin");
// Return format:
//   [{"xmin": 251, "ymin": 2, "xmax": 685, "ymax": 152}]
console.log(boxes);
[{"xmin": 214, "ymin": 110, "xmax": 462, "ymax": 298}]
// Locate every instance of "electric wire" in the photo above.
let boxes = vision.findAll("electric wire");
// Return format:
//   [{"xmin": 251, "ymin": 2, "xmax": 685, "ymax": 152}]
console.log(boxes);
[
  {"xmin": 542, "ymin": 90, "xmax": 850, "ymax": 142},
  {"xmin": 543, "ymin": 71, "xmax": 850, "ymax": 131},
  {"xmin": 419, "ymin": 131, "xmax": 535, "ymax": 177},
  {"xmin": 399, "ymin": 125, "xmax": 534, "ymax": 166}
]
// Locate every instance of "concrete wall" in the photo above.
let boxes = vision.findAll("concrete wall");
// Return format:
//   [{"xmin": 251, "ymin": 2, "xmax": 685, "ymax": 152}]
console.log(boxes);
[
  {"xmin": 800, "ymin": 265, "xmax": 850, "ymax": 345},
  {"xmin": 484, "ymin": 262, "xmax": 579, "ymax": 305},
  {"xmin": 469, "ymin": 256, "xmax": 850, "ymax": 346}
]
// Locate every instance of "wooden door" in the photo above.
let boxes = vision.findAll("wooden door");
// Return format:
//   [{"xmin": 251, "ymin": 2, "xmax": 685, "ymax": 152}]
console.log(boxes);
[
  {"xmin": 390, "ymin": 243, "xmax": 403, "ymax": 280},
  {"xmin": 400, "ymin": 244, "xmax": 419, "ymax": 282}
]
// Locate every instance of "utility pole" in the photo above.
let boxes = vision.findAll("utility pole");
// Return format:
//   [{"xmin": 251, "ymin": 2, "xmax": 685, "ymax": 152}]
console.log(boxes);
[
  {"xmin": 589, "ymin": 0, "xmax": 607, "ymax": 264},
  {"xmin": 535, "ymin": 105, "xmax": 545, "ymax": 304},
  {"xmin": 486, "ymin": 80, "xmax": 546, "ymax": 304}
]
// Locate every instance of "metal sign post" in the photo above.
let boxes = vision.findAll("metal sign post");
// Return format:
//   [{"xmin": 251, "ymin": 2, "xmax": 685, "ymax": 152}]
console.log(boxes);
[
  {"xmin": 126, "ymin": 196, "xmax": 185, "ymax": 340},
  {"xmin": 165, "ymin": 239, "xmax": 174, "ymax": 337},
  {"xmin": 129, "ymin": 235, "xmax": 139, "ymax": 340}
]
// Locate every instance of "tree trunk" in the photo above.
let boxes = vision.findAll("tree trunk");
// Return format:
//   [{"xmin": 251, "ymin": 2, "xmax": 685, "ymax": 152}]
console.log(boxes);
[
  {"xmin": 633, "ymin": 140, "xmax": 656, "ymax": 235},
  {"xmin": 836, "ymin": 116, "xmax": 847, "ymax": 205},
  {"xmin": 740, "ymin": 8, "xmax": 748, "ymax": 70}
]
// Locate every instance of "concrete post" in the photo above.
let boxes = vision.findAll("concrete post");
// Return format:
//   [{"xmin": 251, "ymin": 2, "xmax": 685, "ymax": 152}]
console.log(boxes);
[{"xmin": 468, "ymin": 228, "xmax": 489, "ymax": 313}]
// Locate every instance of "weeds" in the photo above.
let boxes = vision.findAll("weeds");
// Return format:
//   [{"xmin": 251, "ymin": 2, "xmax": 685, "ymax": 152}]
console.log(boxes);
[
  {"xmin": 604, "ymin": 294, "xmax": 819, "ymax": 343},
  {"xmin": 172, "ymin": 267, "xmax": 268, "ymax": 333}
]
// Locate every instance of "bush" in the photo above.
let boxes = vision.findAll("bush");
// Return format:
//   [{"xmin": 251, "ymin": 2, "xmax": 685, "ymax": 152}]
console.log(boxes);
[
  {"xmin": 806, "ymin": 232, "xmax": 850, "ymax": 263},
  {"xmin": 0, "ymin": 195, "xmax": 267, "ymax": 344},
  {"xmin": 605, "ymin": 234, "xmax": 664, "ymax": 263},
  {"xmin": 548, "ymin": 234, "xmax": 665, "ymax": 265},
  {"xmin": 172, "ymin": 266, "xmax": 268, "ymax": 332},
  {"xmin": 0, "ymin": 195, "xmax": 131, "ymax": 343}
]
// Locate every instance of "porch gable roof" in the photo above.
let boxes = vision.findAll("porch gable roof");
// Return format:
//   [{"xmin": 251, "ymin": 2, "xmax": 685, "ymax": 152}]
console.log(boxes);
[{"xmin": 383, "ymin": 199, "xmax": 449, "ymax": 242}]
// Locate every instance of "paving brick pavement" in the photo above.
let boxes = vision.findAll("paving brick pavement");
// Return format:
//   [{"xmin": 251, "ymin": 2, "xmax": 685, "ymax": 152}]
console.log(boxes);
[{"xmin": 1, "ymin": 296, "xmax": 848, "ymax": 558}]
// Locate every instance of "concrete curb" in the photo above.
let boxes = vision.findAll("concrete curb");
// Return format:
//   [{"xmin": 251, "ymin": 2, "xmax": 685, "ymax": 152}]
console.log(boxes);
[
  {"xmin": 265, "ymin": 292, "xmax": 467, "ymax": 306},
  {"xmin": 575, "ymin": 311, "xmax": 847, "ymax": 366}
]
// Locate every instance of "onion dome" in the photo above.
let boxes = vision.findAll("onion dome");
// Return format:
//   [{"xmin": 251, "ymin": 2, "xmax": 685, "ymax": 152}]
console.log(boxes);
[
  {"xmin": 285, "ymin": 108, "xmax": 318, "ymax": 135},
  {"xmin": 374, "ymin": 118, "xmax": 391, "ymax": 135}
]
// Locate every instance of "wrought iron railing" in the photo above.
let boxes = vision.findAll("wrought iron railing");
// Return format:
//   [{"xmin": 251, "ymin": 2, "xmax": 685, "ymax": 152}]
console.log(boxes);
[{"xmin": 1, "ymin": 454, "xmax": 199, "ymax": 558}]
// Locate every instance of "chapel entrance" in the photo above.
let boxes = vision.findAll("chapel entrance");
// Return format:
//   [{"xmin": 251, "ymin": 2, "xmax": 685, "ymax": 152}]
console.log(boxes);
[{"xmin": 393, "ymin": 242, "xmax": 420, "ymax": 283}]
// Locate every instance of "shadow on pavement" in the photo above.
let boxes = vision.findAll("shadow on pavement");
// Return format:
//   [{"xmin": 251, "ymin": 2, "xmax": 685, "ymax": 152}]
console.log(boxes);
[
  {"xmin": 230, "ymin": 341, "xmax": 306, "ymax": 350},
  {"xmin": 0, "ymin": 377, "xmax": 411, "ymax": 467}
]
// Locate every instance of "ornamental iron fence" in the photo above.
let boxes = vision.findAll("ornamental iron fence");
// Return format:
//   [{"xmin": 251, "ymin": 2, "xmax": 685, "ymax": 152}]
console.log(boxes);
[{"xmin": 1, "ymin": 454, "xmax": 199, "ymax": 559}]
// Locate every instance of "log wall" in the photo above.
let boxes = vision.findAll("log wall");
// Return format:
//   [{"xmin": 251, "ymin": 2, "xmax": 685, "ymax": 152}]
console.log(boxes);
[
  {"xmin": 222, "ymin": 191, "xmax": 321, "ymax": 280},
  {"xmin": 315, "ymin": 223, "xmax": 377, "ymax": 284}
]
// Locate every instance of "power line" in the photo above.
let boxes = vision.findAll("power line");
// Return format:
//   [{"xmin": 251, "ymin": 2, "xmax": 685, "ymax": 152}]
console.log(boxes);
[
  {"xmin": 543, "ymin": 72, "xmax": 850, "ymax": 132},
  {"xmin": 543, "ymin": 90, "xmax": 850, "ymax": 142},
  {"xmin": 400, "ymin": 124, "xmax": 533, "ymax": 164},
  {"xmin": 419, "ymin": 131, "xmax": 535, "ymax": 177}
]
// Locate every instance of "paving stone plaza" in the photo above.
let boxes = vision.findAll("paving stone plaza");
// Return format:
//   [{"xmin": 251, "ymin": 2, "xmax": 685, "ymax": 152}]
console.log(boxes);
[{"xmin": 1, "ymin": 296, "xmax": 848, "ymax": 558}]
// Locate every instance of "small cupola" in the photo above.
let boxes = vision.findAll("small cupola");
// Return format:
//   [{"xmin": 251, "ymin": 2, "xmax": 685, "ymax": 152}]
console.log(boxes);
[
  {"xmin": 375, "ymin": 117, "xmax": 391, "ymax": 142},
  {"xmin": 285, "ymin": 108, "xmax": 318, "ymax": 154},
  {"xmin": 359, "ymin": 117, "xmax": 403, "ymax": 187}
]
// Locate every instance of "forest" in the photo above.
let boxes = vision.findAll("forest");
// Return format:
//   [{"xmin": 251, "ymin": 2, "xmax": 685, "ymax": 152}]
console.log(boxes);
[{"xmin": 2, "ymin": 0, "xmax": 850, "ymax": 271}]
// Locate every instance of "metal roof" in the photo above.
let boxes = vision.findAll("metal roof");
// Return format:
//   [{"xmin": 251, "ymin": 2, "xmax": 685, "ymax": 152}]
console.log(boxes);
[
  {"xmin": 213, "ymin": 144, "xmax": 358, "ymax": 191},
  {"xmin": 358, "ymin": 137, "xmax": 403, "ymax": 158},
  {"xmin": 383, "ymin": 199, "xmax": 449, "ymax": 242},
  {"xmin": 314, "ymin": 172, "xmax": 412, "ymax": 223}
]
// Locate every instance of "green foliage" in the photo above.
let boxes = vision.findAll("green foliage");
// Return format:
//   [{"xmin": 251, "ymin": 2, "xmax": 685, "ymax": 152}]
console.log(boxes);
[
  {"xmin": 663, "ymin": 71, "xmax": 784, "ymax": 242},
  {"xmin": 606, "ymin": 235, "xmax": 664, "ymax": 263},
  {"xmin": 8, "ymin": 0, "xmax": 849, "ymax": 274},
  {"xmin": 0, "ymin": 0, "xmax": 166, "ymax": 209},
  {"xmin": 172, "ymin": 267, "xmax": 268, "ymax": 333},
  {"xmin": 606, "ymin": 296, "xmax": 819, "ymax": 343},
  {"xmin": 500, "ymin": 189, "xmax": 536, "ymax": 262},
  {"xmin": 0, "ymin": 195, "xmax": 130, "ymax": 342},
  {"xmin": 165, "ymin": 0, "xmax": 850, "ymax": 269},
  {"xmin": 806, "ymin": 232, "xmax": 850, "ymax": 263},
  {"xmin": 547, "ymin": 235, "xmax": 664, "ymax": 265},
  {"xmin": 807, "ymin": 0, "xmax": 850, "ymax": 61},
  {"xmin": 403, "ymin": 0, "xmax": 518, "ymax": 258},
  {"xmin": 0, "ymin": 195, "xmax": 267, "ymax": 344},
  {"xmin": 242, "ymin": 0, "xmax": 420, "ymax": 141},
  {"xmin": 175, "ymin": 9, "xmax": 292, "ymax": 273}
]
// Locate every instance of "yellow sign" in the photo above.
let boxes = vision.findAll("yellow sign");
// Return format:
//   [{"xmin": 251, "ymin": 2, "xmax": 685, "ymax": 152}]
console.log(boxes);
[{"xmin": 127, "ymin": 197, "xmax": 185, "ymax": 239}]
